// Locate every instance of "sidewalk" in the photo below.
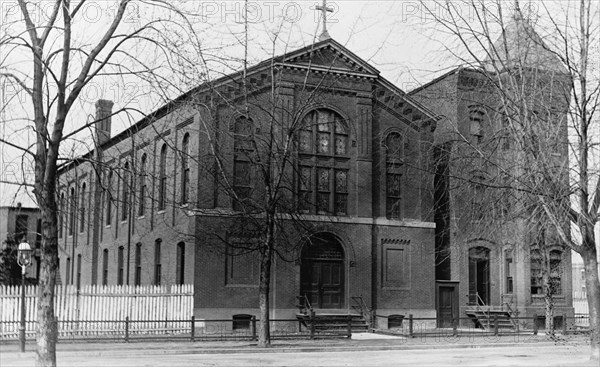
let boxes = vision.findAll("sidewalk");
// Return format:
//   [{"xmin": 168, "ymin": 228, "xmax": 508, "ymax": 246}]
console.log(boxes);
[{"xmin": 1, "ymin": 332, "xmax": 584, "ymax": 356}]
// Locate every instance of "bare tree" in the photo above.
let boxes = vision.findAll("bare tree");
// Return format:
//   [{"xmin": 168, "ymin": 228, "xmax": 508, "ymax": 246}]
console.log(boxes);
[
  {"xmin": 186, "ymin": 37, "xmax": 361, "ymax": 346},
  {"xmin": 0, "ymin": 1, "xmax": 206, "ymax": 365},
  {"xmin": 416, "ymin": 0, "xmax": 599, "ymax": 359}
]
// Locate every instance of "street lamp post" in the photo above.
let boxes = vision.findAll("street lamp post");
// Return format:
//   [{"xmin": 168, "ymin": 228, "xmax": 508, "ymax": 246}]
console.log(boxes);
[{"xmin": 17, "ymin": 242, "xmax": 33, "ymax": 353}]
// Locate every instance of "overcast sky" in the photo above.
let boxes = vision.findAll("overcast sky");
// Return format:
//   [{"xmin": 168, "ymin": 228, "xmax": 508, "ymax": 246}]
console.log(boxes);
[{"xmin": 0, "ymin": 0, "xmax": 594, "ymax": 207}]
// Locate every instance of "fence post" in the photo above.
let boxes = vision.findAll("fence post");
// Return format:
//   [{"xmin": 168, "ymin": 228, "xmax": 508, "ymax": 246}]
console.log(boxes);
[
  {"xmin": 452, "ymin": 317, "xmax": 457, "ymax": 336},
  {"xmin": 494, "ymin": 314, "xmax": 499, "ymax": 336},
  {"xmin": 533, "ymin": 314, "xmax": 538, "ymax": 335},
  {"xmin": 309, "ymin": 310, "xmax": 315, "ymax": 340},
  {"xmin": 251, "ymin": 316, "xmax": 257, "ymax": 341},
  {"xmin": 346, "ymin": 315, "xmax": 352, "ymax": 339},
  {"xmin": 408, "ymin": 314, "xmax": 414, "ymax": 338},
  {"xmin": 125, "ymin": 316, "xmax": 130, "ymax": 343},
  {"xmin": 562, "ymin": 313, "xmax": 567, "ymax": 335},
  {"xmin": 190, "ymin": 316, "xmax": 195, "ymax": 342}
]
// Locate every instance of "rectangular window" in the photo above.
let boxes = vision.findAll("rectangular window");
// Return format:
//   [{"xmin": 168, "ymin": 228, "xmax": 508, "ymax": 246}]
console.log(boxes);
[
  {"xmin": 117, "ymin": 246, "xmax": 124, "ymax": 285},
  {"xmin": 15, "ymin": 214, "xmax": 29, "ymax": 241},
  {"xmin": 76, "ymin": 255, "xmax": 82, "ymax": 289},
  {"xmin": 102, "ymin": 250, "xmax": 109, "ymax": 285},
  {"xmin": 317, "ymin": 168, "xmax": 331, "ymax": 214},
  {"xmin": 154, "ymin": 240, "xmax": 162, "ymax": 285},
  {"xmin": 35, "ymin": 219, "xmax": 42, "ymax": 248},
  {"xmin": 106, "ymin": 173, "xmax": 113, "ymax": 226},
  {"xmin": 299, "ymin": 130, "xmax": 312, "ymax": 152},
  {"xmin": 299, "ymin": 166, "xmax": 313, "ymax": 213},
  {"xmin": 386, "ymin": 173, "xmax": 402, "ymax": 219},
  {"xmin": 233, "ymin": 160, "xmax": 251, "ymax": 211},
  {"xmin": 530, "ymin": 251, "xmax": 543, "ymax": 295},
  {"xmin": 334, "ymin": 169, "xmax": 348, "ymax": 215},
  {"xmin": 505, "ymin": 250, "xmax": 513, "ymax": 294},
  {"xmin": 182, "ymin": 167, "xmax": 190, "ymax": 204},
  {"xmin": 139, "ymin": 183, "xmax": 146, "ymax": 216},
  {"xmin": 69, "ymin": 189, "xmax": 76, "ymax": 236},
  {"xmin": 176, "ymin": 242, "xmax": 185, "ymax": 285},
  {"xmin": 66, "ymin": 257, "xmax": 71, "ymax": 286},
  {"xmin": 135, "ymin": 244, "xmax": 142, "ymax": 286}
]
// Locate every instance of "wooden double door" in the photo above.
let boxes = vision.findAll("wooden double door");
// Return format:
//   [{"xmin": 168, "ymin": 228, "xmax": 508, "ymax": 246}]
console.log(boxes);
[{"xmin": 300, "ymin": 234, "xmax": 345, "ymax": 309}]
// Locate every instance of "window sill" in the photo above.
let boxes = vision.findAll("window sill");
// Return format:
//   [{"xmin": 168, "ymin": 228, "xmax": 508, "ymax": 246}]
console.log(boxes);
[{"xmin": 157, "ymin": 210, "xmax": 166, "ymax": 215}]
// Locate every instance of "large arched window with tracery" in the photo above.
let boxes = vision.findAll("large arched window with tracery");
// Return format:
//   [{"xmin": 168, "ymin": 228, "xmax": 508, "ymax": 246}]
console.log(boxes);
[{"xmin": 297, "ymin": 109, "xmax": 349, "ymax": 216}]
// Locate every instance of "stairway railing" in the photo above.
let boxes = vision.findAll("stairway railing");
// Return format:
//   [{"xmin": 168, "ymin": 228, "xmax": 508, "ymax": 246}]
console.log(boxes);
[
  {"xmin": 351, "ymin": 296, "xmax": 372, "ymax": 328},
  {"xmin": 296, "ymin": 295, "xmax": 313, "ymax": 315}
]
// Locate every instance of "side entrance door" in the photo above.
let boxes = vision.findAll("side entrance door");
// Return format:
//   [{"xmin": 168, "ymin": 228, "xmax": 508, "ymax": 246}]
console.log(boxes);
[{"xmin": 436, "ymin": 281, "xmax": 459, "ymax": 328}]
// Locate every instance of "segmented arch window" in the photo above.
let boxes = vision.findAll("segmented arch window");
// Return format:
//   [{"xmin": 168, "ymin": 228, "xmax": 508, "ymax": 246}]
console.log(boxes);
[
  {"xmin": 158, "ymin": 145, "xmax": 167, "ymax": 211},
  {"xmin": 181, "ymin": 134, "xmax": 190, "ymax": 205}
]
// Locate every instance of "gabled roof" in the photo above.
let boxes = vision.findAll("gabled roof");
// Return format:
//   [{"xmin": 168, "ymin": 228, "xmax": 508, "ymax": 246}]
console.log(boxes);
[
  {"xmin": 59, "ymin": 38, "xmax": 437, "ymax": 173},
  {"xmin": 483, "ymin": 12, "xmax": 567, "ymax": 74}
]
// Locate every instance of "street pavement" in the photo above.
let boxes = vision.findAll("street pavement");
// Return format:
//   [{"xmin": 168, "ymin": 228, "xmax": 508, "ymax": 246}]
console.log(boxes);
[{"xmin": 1, "ymin": 333, "xmax": 597, "ymax": 366}]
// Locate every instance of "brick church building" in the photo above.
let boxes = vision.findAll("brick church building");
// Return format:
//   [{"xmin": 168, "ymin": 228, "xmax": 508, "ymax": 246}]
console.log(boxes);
[
  {"xmin": 56, "ymin": 15, "xmax": 573, "ymax": 328},
  {"xmin": 57, "ymin": 37, "xmax": 439, "ymax": 324}
]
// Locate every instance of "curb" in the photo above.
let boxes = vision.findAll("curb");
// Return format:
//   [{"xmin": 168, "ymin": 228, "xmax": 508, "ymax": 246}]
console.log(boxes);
[{"xmin": 6, "ymin": 340, "xmax": 566, "ymax": 357}]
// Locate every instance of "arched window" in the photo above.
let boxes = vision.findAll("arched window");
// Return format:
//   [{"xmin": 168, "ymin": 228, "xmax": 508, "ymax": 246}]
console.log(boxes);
[
  {"xmin": 297, "ymin": 109, "xmax": 349, "ymax": 216},
  {"xmin": 299, "ymin": 109, "xmax": 348, "ymax": 155},
  {"xmin": 69, "ymin": 187, "xmax": 76, "ymax": 236},
  {"xmin": 121, "ymin": 162, "xmax": 130, "ymax": 221},
  {"xmin": 233, "ymin": 117, "xmax": 253, "ymax": 211},
  {"xmin": 117, "ymin": 245, "xmax": 125, "ymax": 285},
  {"xmin": 102, "ymin": 249, "xmax": 109, "ymax": 285},
  {"xmin": 385, "ymin": 132, "xmax": 403, "ymax": 219},
  {"xmin": 158, "ymin": 145, "xmax": 167, "ymax": 211},
  {"xmin": 154, "ymin": 239, "xmax": 162, "ymax": 285},
  {"xmin": 79, "ymin": 182, "xmax": 86, "ymax": 233},
  {"xmin": 106, "ymin": 171, "xmax": 113, "ymax": 226},
  {"xmin": 181, "ymin": 134, "xmax": 190, "ymax": 205},
  {"xmin": 138, "ymin": 154, "xmax": 147, "ymax": 217},
  {"xmin": 134, "ymin": 243, "xmax": 142, "ymax": 286},
  {"xmin": 58, "ymin": 192, "xmax": 65, "ymax": 238},
  {"xmin": 176, "ymin": 242, "xmax": 185, "ymax": 285}
]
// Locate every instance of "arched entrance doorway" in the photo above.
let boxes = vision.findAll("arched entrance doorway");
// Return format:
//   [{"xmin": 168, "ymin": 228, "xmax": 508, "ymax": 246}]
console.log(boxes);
[
  {"xmin": 468, "ymin": 246, "xmax": 490, "ymax": 305},
  {"xmin": 300, "ymin": 233, "xmax": 345, "ymax": 309}
]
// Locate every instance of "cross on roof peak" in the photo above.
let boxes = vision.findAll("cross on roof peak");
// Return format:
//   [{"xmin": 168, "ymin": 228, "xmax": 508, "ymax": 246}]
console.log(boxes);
[{"xmin": 315, "ymin": 0, "xmax": 334, "ymax": 41}]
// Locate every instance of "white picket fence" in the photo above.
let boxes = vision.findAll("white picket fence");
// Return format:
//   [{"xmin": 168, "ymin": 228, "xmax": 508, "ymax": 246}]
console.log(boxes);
[
  {"xmin": 0, "ymin": 284, "xmax": 194, "ymax": 339},
  {"xmin": 573, "ymin": 291, "xmax": 589, "ymax": 327}
]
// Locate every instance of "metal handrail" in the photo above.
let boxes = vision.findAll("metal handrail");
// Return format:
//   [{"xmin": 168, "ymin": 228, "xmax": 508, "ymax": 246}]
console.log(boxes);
[
  {"xmin": 351, "ymin": 296, "xmax": 372, "ymax": 327},
  {"xmin": 296, "ymin": 295, "xmax": 313, "ymax": 314}
]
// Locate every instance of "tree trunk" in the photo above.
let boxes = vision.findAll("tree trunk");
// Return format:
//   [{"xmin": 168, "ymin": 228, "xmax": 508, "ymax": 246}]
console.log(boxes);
[
  {"xmin": 543, "ymin": 272, "xmax": 555, "ymax": 336},
  {"xmin": 36, "ymin": 193, "xmax": 59, "ymax": 367},
  {"xmin": 257, "ymin": 214, "xmax": 275, "ymax": 348},
  {"xmin": 582, "ymin": 248, "xmax": 600, "ymax": 360},
  {"xmin": 257, "ymin": 245, "xmax": 272, "ymax": 347}
]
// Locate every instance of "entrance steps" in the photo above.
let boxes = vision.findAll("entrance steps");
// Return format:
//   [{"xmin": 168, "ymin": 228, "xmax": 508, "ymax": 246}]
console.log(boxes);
[
  {"xmin": 296, "ymin": 312, "xmax": 369, "ymax": 332},
  {"xmin": 465, "ymin": 307, "xmax": 517, "ymax": 331}
]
